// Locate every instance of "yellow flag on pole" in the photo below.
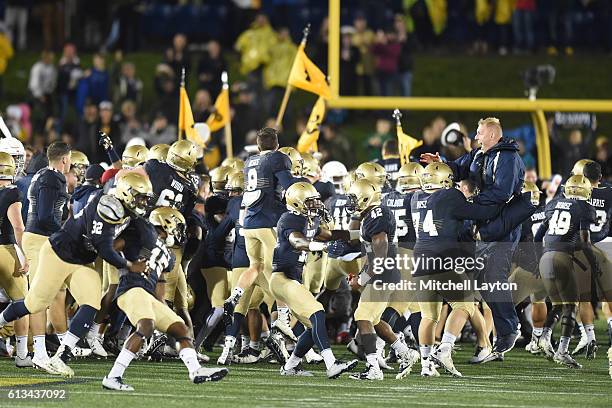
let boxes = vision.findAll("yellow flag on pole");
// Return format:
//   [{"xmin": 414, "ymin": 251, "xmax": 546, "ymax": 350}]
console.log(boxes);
[
  {"xmin": 178, "ymin": 86, "xmax": 200, "ymax": 143},
  {"xmin": 206, "ymin": 88, "xmax": 230, "ymax": 132},
  {"xmin": 397, "ymin": 125, "xmax": 423, "ymax": 165},
  {"xmin": 288, "ymin": 44, "xmax": 331, "ymax": 99},
  {"xmin": 297, "ymin": 96, "xmax": 326, "ymax": 153}
]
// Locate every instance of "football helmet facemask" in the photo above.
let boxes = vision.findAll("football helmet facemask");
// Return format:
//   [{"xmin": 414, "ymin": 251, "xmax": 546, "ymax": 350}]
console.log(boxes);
[
  {"xmin": 421, "ymin": 163, "xmax": 454, "ymax": 192},
  {"xmin": 285, "ymin": 182, "xmax": 324, "ymax": 218},
  {"xmin": 149, "ymin": 206, "xmax": 187, "ymax": 247},
  {"xmin": 348, "ymin": 178, "xmax": 381, "ymax": 213},
  {"xmin": 70, "ymin": 150, "xmax": 90, "ymax": 184},
  {"xmin": 210, "ymin": 165, "xmax": 233, "ymax": 194},
  {"xmin": 113, "ymin": 173, "xmax": 154, "ymax": 216},
  {"xmin": 225, "ymin": 170, "xmax": 244, "ymax": 195}
]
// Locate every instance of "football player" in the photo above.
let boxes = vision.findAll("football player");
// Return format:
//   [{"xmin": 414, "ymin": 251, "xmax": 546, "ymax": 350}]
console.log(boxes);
[
  {"xmin": 70, "ymin": 150, "xmax": 89, "ymax": 186},
  {"xmin": 568, "ymin": 160, "xmax": 612, "ymax": 359},
  {"xmin": 221, "ymin": 157, "xmax": 245, "ymax": 172},
  {"xmin": 373, "ymin": 139, "xmax": 401, "ymax": 188},
  {"xmin": 345, "ymin": 179, "xmax": 420, "ymax": 381},
  {"xmin": 20, "ymin": 142, "xmax": 72, "ymax": 371},
  {"xmin": 0, "ymin": 173, "xmax": 152, "ymax": 377},
  {"xmin": 147, "ymin": 144, "xmax": 170, "ymax": 162},
  {"xmin": 321, "ymin": 161, "xmax": 349, "ymax": 195},
  {"xmin": 278, "ymin": 146, "xmax": 303, "ymax": 177},
  {"xmin": 535, "ymin": 174, "xmax": 598, "ymax": 368},
  {"xmin": 144, "ymin": 140, "xmax": 200, "ymax": 337},
  {"xmin": 0, "ymin": 136, "xmax": 26, "ymax": 177},
  {"xmin": 209, "ymin": 165, "xmax": 233, "ymax": 196},
  {"xmin": 102, "ymin": 207, "xmax": 228, "ymax": 391},
  {"xmin": 354, "ymin": 161, "xmax": 390, "ymax": 194},
  {"xmin": 271, "ymin": 182, "xmax": 358, "ymax": 378},
  {"xmin": 0, "ymin": 152, "xmax": 30, "ymax": 367},
  {"xmin": 224, "ymin": 129, "xmax": 300, "ymax": 343},
  {"xmin": 410, "ymin": 163, "xmax": 499, "ymax": 377}
]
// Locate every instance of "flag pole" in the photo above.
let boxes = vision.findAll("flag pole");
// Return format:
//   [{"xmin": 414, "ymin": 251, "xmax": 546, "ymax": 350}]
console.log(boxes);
[
  {"xmin": 275, "ymin": 23, "xmax": 310, "ymax": 129},
  {"xmin": 178, "ymin": 67, "xmax": 186, "ymax": 140},
  {"xmin": 222, "ymin": 71, "xmax": 233, "ymax": 158},
  {"xmin": 392, "ymin": 108, "xmax": 405, "ymax": 165}
]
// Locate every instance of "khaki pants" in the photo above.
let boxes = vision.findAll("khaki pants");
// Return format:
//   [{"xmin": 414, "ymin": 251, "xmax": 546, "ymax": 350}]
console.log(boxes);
[
  {"xmin": 25, "ymin": 240, "xmax": 101, "ymax": 313},
  {"xmin": 0, "ymin": 244, "xmax": 27, "ymax": 300},
  {"xmin": 118, "ymin": 287, "xmax": 183, "ymax": 332},
  {"xmin": 242, "ymin": 228, "xmax": 277, "ymax": 282},
  {"xmin": 164, "ymin": 247, "xmax": 188, "ymax": 309},
  {"xmin": 201, "ymin": 266, "xmax": 229, "ymax": 308},
  {"xmin": 302, "ymin": 252, "xmax": 326, "ymax": 294},
  {"xmin": 22, "ymin": 232, "xmax": 48, "ymax": 285},
  {"xmin": 270, "ymin": 272, "xmax": 323, "ymax": 328}
]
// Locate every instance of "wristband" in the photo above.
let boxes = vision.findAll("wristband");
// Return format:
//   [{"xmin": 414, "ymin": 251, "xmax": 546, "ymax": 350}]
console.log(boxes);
[
  {"xmin": 308, "ymin": 241, "xmax": 326, "ymax": 252},
  {"xmin": 107, "ymin": 147, "xmax": 120, "ymax": 163}
]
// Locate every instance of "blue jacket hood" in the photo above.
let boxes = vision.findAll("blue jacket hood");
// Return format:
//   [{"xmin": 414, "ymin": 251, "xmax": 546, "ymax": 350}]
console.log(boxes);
[{"xmin": 486, "ymin": 138, "xmax": 520, "ymax": 154}]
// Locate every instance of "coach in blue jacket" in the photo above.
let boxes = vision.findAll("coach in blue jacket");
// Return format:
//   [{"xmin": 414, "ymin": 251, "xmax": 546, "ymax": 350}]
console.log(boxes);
[{"xmin": 421, "ymin": 117, "xmax": 524, "ymax": 358}]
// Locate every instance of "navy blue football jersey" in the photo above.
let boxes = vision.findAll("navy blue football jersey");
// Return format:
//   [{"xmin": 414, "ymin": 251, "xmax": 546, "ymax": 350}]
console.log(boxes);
[
  {"xmin": 71, "ymin": 184, "xmax": 102, "ymax": 215},
  {"xmin": 326, "ymin": 194, "xmax": 354, "ymax": 231},
  {"xmin": 115, "ymin": 218, "xmax": 175, "ymax": 298},
  {"xmin": 0, "ymin": 185, "xmax": 22, "ymax": 245},
  {"xmin": 359, "ymin": 205, "xmax": 398, "ymax": 281},
  {"xmin": 272, "ymin": 212, "xmax": 321, "ymax": 281},
  {"xmin": 313, "ymin": 180, "xmax": 335, "ymax": 203},
  {"xmin": 200, "ymin": 204, "xmax": 231, "ymax": 269},
  {"xmin": 410, "ymin": 188, "xmax": 499, "ymax": 254},
  {"xmin": 587, "ymin": 186, "xmax": 612, "ymax": 243},
  {"xmin": 383, "ymin": 190, "xmax": 417, "ymax": 249},
  {"xmin": 49, "ymin": 192, "xmax": 131, "ymax": 268},
  {"xmin": 242, "ymin": 150, "xmax": 296, "ymax": 229},
  {"xmin": 513, "ymin": 204, "xmax": 545, "ymax": 271},
  {"xmin": 144, "ymin": 159, "xmax": 198, "ymax": 218},
  {"xmin": 26, "ymin": 168, "xmax": 70, "ymax": 236},
  {"xmin": 374, "ymin": 157, "xmax": 401, "ymax": 179},
  {"xmin": 226, "ymin": 195, "xmax": 249, "ymax": 269},
  {"xmin": 539, "ymin": 198, "xmax": 596, "ymax": 253}
]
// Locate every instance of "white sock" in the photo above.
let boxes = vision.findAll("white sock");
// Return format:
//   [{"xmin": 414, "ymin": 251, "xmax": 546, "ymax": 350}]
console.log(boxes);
[
  {"xmin": 249, "ymin": 340, "xmax": 260, "ymax": 351},
  {"xmin": 320, "ymin": 348, "xmax": 335, "ymax": 370},
  {"xmin": 584, "ymin": 324, "xmax": 595, "ymax": 342},
  {"xmin": 441, "ymin": 332, "xmax": 457, "ymax": 346},
  {"xmin": 107, "ymin": 349, "xmax": 135, "ymax": 378},
  {"xmin": 33, "ymin": 335, "xmax": 47, "ymax": 358},
  {"xmin": 365, "ymin": 353, "xmax": 380, "ymax": 370},
  {"xmin": 261, "ymin": 330, "xmax": 270, "ymax": 341},
  {"xmin": 533, "ymin": 327, "xmax": 543, "ymax": 337},
  {"xmin": 578, "ymin": 323, "xmax": 585, "ymax": 335},
  {"xmin": 89, "ymin": 323, "xmax": 101, "ymax": 338},
  {"xmin": 391, "ymin": 338, "xmax": 409, "ymax": 355},
  {"xmin": 420, "ymin": 345, "xmax": 431, "ymax": 360},
  {"xmin": 277, "ymin": 306, "xmax": 290, "ymax": 323},
  {"xmin": 240, "ymin": 335, "xmax": 249, "ymax": 351},
  {"xmin": 224, "ymin": 336, "xmax": 236, "ymax": 348},
  {"xmin": 559, "ymin": 336, "xmax": 571, "ymax": 354},
  {"xmin": 230, "ymin": 287, "xmax": 244, "ymax": 304},
  {"xmin": 61, "ymin": 331, "xmax": 80, "ymax": 351},
  {"xmin": 16, "ymin": 335, "xmax": 28, "ymax": 359},
  {"xmin": 179, "ymin": 348, "xmax": 201, "ymax": 375},
  {"xmin": 607, "ymin": 317, "xmax": 612, "ymax": 326},
  {"xmin": 284, "ymin": 353, "xmax": 302, "ymax": 370}
]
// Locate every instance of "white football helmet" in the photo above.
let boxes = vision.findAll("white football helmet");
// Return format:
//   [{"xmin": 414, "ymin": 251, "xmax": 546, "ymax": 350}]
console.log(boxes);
[
  {"xmin": 0, "ymin": 137, "xmax": 25, "ymax": 176},
  {"xmin": 322, "ymin": 161, "xmax": 348, "ymax": 194}
]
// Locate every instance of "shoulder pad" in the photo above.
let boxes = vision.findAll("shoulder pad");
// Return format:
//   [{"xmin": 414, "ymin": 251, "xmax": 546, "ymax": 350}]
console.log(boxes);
[{"xmin": 97, "ymin": 194, "xmax": 126, "ymax": 224}]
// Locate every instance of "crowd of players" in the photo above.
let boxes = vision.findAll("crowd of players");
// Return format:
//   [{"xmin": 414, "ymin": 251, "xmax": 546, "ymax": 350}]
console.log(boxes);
[{"xmin": 0, "ymin": 116, "xmax": 611, "ymax": 391}]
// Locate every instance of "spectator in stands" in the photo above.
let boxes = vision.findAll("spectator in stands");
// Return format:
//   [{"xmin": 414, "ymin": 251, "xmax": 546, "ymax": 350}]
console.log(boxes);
[
  {"xmin": 192, "ymin": 89, "xmax": 213, "ymax": 123},
  {"xmin": 76, "ymin": 53, "xmax": 110, "ymax": 116},
  {"xmin": 412, "ymin": 125, "xmax": 442, "ymax": 158},
  {"xmin": 512, "ymin": 0, "xmax": 536, "ymax": 53},
  {"xmin": 118, "ymin": 100, "xmax": 147, "ymax": 147},
  {"xmin": 395, "ymin": 14, "xmax": 415, "ymax": 97},
  {"xmin": 551, "ymin": 128, "xmax": 593, "ymax": 176},
  {"xmin": 352, "ymin": 14, "xmax": 375, "ymax": 95},
  {"xmin": 372, "ymin": 29, "xmax": 401, "ymax": 96},
  {"xmin": 155, "ymin": 48, "xmax": 176, "ymax": 97},
  {"xmin": 543, "ymin": 0, "xmax": 575, "ymax": 56},
  {"xmin": 144, "ymin": 111, "xmax": 177, "ymax": 146},
  {"xmin": 98, "ymin": 100, "xmax": 122, "ymax": 151},
  {"xmin": 113, "ymin": 61, "xmax": 143, "ymax": 108},
  {"xmin": 56, "ymin": 42, "xmax": 82, "ymax": 130},
  {"xmin": 75, "ymin": 101, "xmax": 101, "ymax": 163},
  {"xmin": 152, "ymin": 75, "xmax": 179, "ymax": 126},
  {"xmin": 494, "ymin": 0, "xmax": 514, "ymax": 55},
  {"xmin": 339, "ymin": 26, "xmax": 359, "ymax": 96},
  {"xmin": 263, "ymin": 27, "xmax": 296, "ymax": 118},
  {"xmin": 313, "ymin": 17, "xmax": 329, "ymax": 70},
  {"xmin": 28, "ymin": 50, "xmax": 57, "ymax": 132},
  {"xmin": 4, "ymin": 0, "xmax": 28, "ymax": 50},
  {"xmin": 364, "ymin": 118, "xmax": 393, "ymax": 161},
  {"xmin": 231, "ymin": 82, "xmax": 258, "ymax": 152},
  {"xmin": 319, "ymin": 124, "xmax": 352, "ymax": 166},
  {"xmin": 594, "ymin": 136, "xmax": 612, "ymax": 179},
  {"xmin": 169, "ymin": 33, "xmax": 191, "ymax": 84},
  {"xmin": 197, "ymin": 40, "xmax": 226, "ymax": 100},
  {"xmin": 0, "ymin": 23, "xmax": 13, "ymax": 101}
]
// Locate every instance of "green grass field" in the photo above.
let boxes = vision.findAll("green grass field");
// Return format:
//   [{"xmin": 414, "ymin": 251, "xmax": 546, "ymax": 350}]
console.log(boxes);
[{"xmin": 0, "ymin": 340, "xmax": 611, "ymax": 408}]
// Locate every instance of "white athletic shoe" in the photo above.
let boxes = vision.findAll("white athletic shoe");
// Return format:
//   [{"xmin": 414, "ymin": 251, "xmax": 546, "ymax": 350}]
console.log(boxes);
[
  {"xmin": 271, "ymin": 318, "xmax": 297, "ymax": 341},
  {"xmin": 469, "ymin": 346, "xmax": 492, "ymax": 364},
  {"xmin": 525, "ymin": 338, "xmax": 541, "ymax": 354},
  {"xmin": 87, "ymin": 335, "xmax": 108, "ymax": 358},
  {"xmin": 572, "ymin": 334, "xmax": 589, "ymax": 356},
  {"xmin": 102, "ymin": 376, "xmax": 134, "ymax": 391},
  {"xmin": 15, "ymin": 353, "xmax": 33, "ymax": 368},
  {"xmin": 349, "ymin": 364, "xmax": 384, "ymax": 380},
  {"xmin": 420, "ymin": 358, "xmax": 440, "ymax": 377},
  {"xmin": 189, "ymin": 366, "xmax": 229, "ymax": 383},
  {"xmin": 32, "ymin": 354, "xmax": 59, "ymax": 375},
  {"xmin": 327, "ymin": 359, "xmax": 358, "ymax": 379},
  {"xmin": 346, "ymin": 339, "xmax": 359, "ymax": 356},
  {"xmin": 72, "ymin": 347, "xmax": 93, "ymax": 358},
  {"xmin": 553, "ymin": 351, "xmax": 582, "ymax": 369},
  {"xmin": 280, "ymin": 364, "xmax": 314, "ymax": 376},
  {"xmin": 538, "ymin": 337, "xmax": 555, "ymax": 359},
  {"xmin": 217, "ymin": 337, "xmax": 235, "ymax": 366},
  {"xmin": 304, "ymin": 348, "xmax": 324, "ymax": 364},
  {"xmin": 396, "ymin": 348, "xmax": 420, "ymax": 379},
  {"xmin": 48, "ymin": 353, "xmax": 74, "ymax": 378},
  {"xmin": 432, "ymin": 343, "xmax": 462, "ymax": 377}
]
